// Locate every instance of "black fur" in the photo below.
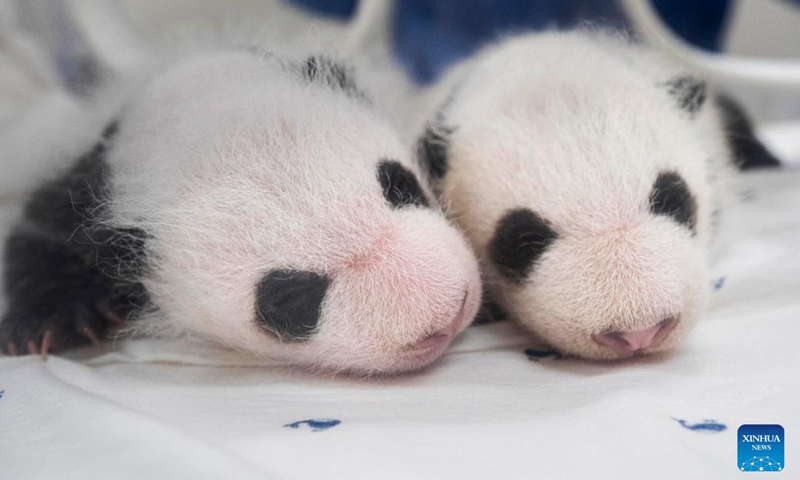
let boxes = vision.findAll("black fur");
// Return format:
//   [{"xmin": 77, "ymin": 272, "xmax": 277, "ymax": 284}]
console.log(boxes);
[
  {"xmin": 416, "ymin": 117, "xmax": 453, "ymax": 182},
  {"xmin": 473, "ymin": 289, "xmax": 509, "ymax": 325},
  {"xmin": 490, "ymin": 209, "xmax": 559, "ymax": 283},
  {"xmin": 416, "ymin": 88, "xmax": 460, "ymax": 186},
  {"xmin": 255, "ymin": 270, "xmax": 328, "ymax": 341},
  {"xmin": 1, "ymin": 122, "xmax": 148, "ymax": 355},
  {"xmin": 649, "ymin": 171, "xmax": 697, "ymax": 233},
  {"xmin": 377, "ymin": 160, "xmax": 430, "ymax": 209},
  {"xmin": 663, "ymin": 76, "xmax": 706, "ymax": 116},
  {"xmin": 300, "ymin": 55, "xmax": 368, "ymax": 101},
  {"xmin": 715, "ymin": 94, "xmax": 781, "ymax": 170}
]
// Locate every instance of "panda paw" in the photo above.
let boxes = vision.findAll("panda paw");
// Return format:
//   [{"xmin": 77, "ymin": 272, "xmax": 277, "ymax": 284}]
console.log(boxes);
[{"xmin": 0, "ymin": 298, "xmax": 125, "ymax": 359}]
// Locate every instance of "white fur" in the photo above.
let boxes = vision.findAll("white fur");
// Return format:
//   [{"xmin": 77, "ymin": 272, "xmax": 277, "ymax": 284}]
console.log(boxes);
[
  {"xmin": 102, "ymin": 47, "xmax": 481, "ymax": 374},
  {"xmin": 414, "ymin": 30, "xmax": 734, "ymax": 359},
  {"xmin": 1, "ymin": 4, "xmax": 476, "ymax": 374}
]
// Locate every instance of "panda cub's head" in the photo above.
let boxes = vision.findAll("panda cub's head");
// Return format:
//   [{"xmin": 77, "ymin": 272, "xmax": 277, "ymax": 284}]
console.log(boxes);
[
  {"xmin": 416, "ymin": 32, "xmax": 728, "ymax": 360},
  {"xmin": 106, "ymin": 50, "xmax": 481, "ymax": 374}
]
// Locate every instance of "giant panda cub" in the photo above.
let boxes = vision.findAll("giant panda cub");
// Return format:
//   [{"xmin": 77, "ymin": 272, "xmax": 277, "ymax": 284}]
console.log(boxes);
[
  {"xmin": 0, "ymin": 46, "xmax": 482, "ymax": 374},
  {"xmin": 414, "ymin": 29, "xmax": 779, "ymax": 360}
]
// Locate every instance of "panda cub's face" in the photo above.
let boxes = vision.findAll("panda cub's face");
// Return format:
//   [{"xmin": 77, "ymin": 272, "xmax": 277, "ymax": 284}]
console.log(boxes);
[
  {"xmin": 243, "ymin": 151, "xmax": 482, "ymax": 374},
  {"xmin": 246, "ymin": 157, "xmax": 481, "ymax": 374},
  {"xmin": 418, "ymin": 57, "xmax": 719, "ymax": 360},
  {"xmin": 111, "ymin": 51, "xmax": 481, "ymax": 374}
]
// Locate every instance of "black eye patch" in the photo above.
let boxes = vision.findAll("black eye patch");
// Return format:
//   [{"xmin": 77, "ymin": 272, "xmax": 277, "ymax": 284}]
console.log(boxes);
[
  {"xmin": 649, "ymin": 171, "xmax": 697, "ymax": 233},
  {"xmin": 490, "ymin": 209, "xmax": 558, "ymax": 283},
  {"xmin": 255, "ymin": 270, "xmax": 329, "ymax": 341},
  {"xmin": 377, "ymin": 160, "xmax": 430, "ymax": 209}
]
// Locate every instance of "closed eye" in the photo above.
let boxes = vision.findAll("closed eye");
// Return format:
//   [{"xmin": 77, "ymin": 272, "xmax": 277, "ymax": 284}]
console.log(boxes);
[
  {"xmin": 377, "ymin": 159, "xmax": 430, "ymax": 209},
  {"xmin": 649, "ymin": 171, "xmax": 697, "ymax": 233},
  {"xmin": 490, "ymin": 208, "xmax": 558, "ymax": 283}
]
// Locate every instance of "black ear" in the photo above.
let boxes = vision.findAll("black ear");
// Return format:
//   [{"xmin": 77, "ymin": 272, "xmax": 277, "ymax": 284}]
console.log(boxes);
[
  {"xmin": 490, "ymin": 209, "xmax": 558, "ymax": 283},
  {"xmin": 416, "ymin": 90, "xmax": 459, "ymax": 188},
  {"xmin": 416, "ymin": 122, "xmax": 453, "ymax": 181},
  {"xmin": 255, "ymin": 270, "xmax": 329, "ymax": 341},
  {"xmin": 300, "ymin": 55, "xmax": 367, "ymax": 101},
  {"xmin": 662, "ymin": 76, "xmax": 706, "ymax": 116},
  {"xmin": 715, "ymin": 94, "xmax": 781, "ymax": 170},
  {"xmin": 649, "ymin": 171, "xmax": 697, "ymax": 233},
  {"xmin": 377, "ymin": 160, "xmax": 430, "ymax": 209}
]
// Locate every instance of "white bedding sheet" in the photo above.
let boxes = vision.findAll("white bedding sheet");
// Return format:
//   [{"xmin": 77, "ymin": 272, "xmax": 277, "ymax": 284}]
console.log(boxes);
[{"xmin": 0, "ymin": 166, "xmax": 798, "ymax": 479}]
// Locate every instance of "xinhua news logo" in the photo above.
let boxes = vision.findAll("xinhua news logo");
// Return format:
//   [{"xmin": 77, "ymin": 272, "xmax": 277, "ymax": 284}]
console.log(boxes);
[{"xmin": 739, "ymin": 425, "xmax": 784, "ymax": 472}]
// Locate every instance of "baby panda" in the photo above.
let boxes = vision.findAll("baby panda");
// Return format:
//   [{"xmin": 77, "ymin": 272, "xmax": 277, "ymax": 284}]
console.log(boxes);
[
  {"xmin": 0, "ymin": 46, "xmax": 482, "ymax": 374},
  {"xmin": 413, "ymin": 29, "xmax": 776, "ymax": 360}
]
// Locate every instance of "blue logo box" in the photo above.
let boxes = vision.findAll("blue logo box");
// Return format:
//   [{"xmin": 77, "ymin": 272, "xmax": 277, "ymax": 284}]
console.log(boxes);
[{"xmin": 739, "ymin": 424, "xmax": 784, "ymax": 472}]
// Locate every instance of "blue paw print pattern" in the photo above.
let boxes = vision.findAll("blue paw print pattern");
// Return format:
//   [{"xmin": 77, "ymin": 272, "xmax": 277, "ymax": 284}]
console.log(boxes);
[
  {"xmin": 284, "ymin": 419, "xmax": 341, "ymax": 432},
  {"xmin": 672, "ymin": 418, "xmax": 727, "ymax": 433},
  {"xmin": 712, "ymin": 276, "xmax": 726, "ymax": 291},
  {"xmin": 524, "ymin": 348, "xmax": 563, "ymax": 361}
]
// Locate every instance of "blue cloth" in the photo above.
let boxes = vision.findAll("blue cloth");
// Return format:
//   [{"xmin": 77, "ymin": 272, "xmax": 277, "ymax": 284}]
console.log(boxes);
[
  {"xmin": 394, "ymin": 0, "xmax": 629, "ymax": 83},
  {"xmin": 286, "ymin": 0, "xmax": 735, "ymax": 83},
  {"xmin": 652, "ymin": 0, "xmax": 731, "ymax": 52}
]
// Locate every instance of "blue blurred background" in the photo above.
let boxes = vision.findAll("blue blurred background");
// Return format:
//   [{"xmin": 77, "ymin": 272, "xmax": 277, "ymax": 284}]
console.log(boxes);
[
  {"xmin": 289, "ymin": 0, "xmax": 736, "ymax": 84},
  {"xmin": 3, "ymin": 0, "xmax": 798, "ymax": 122}
]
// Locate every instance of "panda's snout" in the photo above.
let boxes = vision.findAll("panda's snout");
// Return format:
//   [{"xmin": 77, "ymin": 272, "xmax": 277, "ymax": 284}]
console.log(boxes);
[
  {"xmin": 592, "ymin": 316, "xmax": 678, "ymax": 356},
  {"xmin": 408, "ymin": 289, "xmax": 470, "ymax": 352}
]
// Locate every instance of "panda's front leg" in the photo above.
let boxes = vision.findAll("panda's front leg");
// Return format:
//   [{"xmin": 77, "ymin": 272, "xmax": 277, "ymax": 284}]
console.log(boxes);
[
  {"xmin": 1, "ymin": 131, "xmax": 146, "ymax": 358},
  {"xmin": 0, "ymin": 228, "xmax": 130, "ymax": 357}
]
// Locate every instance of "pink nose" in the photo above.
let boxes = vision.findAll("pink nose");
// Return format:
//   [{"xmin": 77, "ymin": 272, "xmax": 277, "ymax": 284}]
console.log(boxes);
[
  {"xmin": 592, "ymin": 317, "xmax": 677, "ymax": 356},
  {"xmin": 410, "ymin": 290, "xmax": 469, "ymax": 351}
]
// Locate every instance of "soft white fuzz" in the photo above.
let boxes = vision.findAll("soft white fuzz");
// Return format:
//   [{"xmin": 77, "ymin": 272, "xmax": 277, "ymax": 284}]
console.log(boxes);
[
  {"xmin": 102, "ymin": 47, "xmax": 480, "ymax": 374},
  {"xmin": 414, "ymin": 30, "xmax": 734, "ymax": 359}
]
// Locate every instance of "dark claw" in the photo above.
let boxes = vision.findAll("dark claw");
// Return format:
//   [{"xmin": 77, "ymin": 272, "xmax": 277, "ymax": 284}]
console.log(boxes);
[
  {"xmin": 83, "ymin": 326, "xmax": 101, "ymax": 346},
  {"xmin": 40, "ymin": 330, "xmax": 54, "ymax": 360}
]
